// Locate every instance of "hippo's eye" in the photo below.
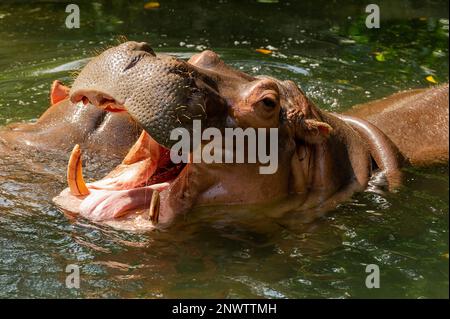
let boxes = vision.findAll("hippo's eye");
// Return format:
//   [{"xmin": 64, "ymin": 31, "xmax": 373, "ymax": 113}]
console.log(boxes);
[
  {"xmin": 262, "ymin": 97, "xmax": 277, "ymax": 109},
  {"xmin": 124, "ymin": 55, "xmax": 143, "ymax": 71}
]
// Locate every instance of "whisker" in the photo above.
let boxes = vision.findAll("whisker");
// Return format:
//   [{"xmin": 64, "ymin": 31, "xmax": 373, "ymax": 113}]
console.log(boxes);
[{"xmin": 115, "ymin": 35, "xmax": 129, "ymax": 44}]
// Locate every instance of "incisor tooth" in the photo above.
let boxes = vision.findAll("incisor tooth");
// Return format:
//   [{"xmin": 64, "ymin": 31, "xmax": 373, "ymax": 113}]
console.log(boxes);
[
  {"xmin": 149, "ymin": 190, "xmax": 160, "ymax": 224},
  {"xmin": 67, "ymin": 144, "xmax": 90, "ymax": 196}
]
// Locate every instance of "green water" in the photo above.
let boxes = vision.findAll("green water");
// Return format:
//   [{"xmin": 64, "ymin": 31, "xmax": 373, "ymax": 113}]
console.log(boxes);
[{"xmin": 0, "ymin": 0, "xmax": 448, "ymax": 298}]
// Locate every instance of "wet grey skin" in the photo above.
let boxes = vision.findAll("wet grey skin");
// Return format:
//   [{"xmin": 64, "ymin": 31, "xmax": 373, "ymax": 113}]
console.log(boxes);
[{"xmin": 70, "ymin": 41, "xmax": 227, "ymax": 148}]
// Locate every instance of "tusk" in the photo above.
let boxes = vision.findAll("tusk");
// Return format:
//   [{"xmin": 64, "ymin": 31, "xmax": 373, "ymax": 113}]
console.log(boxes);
[
  {"xmin": 122, "ymin": 130, "xmax": 160, "ymax": 165},
  {"xmin": 148, "ymin": 190, "xmax": 160, "ymax": 224},
  {"xmin": 67, "ymin": 144, "xmax": 90, "ymax": 196}
]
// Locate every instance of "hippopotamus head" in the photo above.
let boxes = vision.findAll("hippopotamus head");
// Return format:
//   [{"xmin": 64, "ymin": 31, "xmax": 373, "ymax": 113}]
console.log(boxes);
[
  {"xmin": 55, "ymin": 41, "xmax": 369, "ymax": 231},
  {"xmin": 71, "ymin": 42, "xmax": 220, "ymax": 147},
  {"xmin": 70, "ymin": 41, "xmax": 328, "ymax": 148}
]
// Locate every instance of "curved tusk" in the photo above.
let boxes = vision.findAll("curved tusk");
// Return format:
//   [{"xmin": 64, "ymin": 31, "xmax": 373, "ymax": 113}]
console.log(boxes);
[{"xmin": 67, "ymin": 144, "xmax": 90, "ymax": 196}]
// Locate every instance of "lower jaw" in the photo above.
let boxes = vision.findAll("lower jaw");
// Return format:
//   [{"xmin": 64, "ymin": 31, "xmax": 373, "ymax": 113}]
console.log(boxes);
[
  {"xmin": 55, "ymin": 189, "xmax": 169, "ymax": 232},
  {"xmin": 54, "ymin": 181, "xmax": 171, "ymax": 224},
  {"xmin": 79, "ymin": 182, "xmax": 170, "ymax": 221}
]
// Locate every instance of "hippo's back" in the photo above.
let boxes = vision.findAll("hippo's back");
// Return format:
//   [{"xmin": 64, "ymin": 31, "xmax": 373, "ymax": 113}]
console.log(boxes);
[{"xmin": 347, "ymin": 84, "xmax": 449, "ymax": 166}]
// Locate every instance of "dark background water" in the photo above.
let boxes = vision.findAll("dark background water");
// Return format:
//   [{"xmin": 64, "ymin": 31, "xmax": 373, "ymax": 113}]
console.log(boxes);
[{"xmin": 0, "ymin": 0, "xmax": 448, "ymax": 298}]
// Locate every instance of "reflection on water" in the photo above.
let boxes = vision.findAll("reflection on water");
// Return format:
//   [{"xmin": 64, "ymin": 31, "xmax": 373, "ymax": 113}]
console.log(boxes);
[{"xmin": 0, "ymin": 0, "xmax": 448, "ymax": 298}]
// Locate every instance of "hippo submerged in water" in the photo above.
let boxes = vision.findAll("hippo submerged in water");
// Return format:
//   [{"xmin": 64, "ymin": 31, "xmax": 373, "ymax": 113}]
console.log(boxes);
[
  {"xmin": 0, "ymin": 80, "xmax": 141, "ymax": 160},
  {"xmin": 2, "ymin": 41, "xmax": 448, "ymax": 231}
]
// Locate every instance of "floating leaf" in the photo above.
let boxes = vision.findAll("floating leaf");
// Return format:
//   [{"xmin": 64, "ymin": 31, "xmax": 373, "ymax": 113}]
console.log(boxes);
[
  {"xmin": 337, "ymin": 79, "xmax": 350, "ymax": 84},
  {"xmin": 373, "ymin": 52, "xmax": 385, "ymax": 62},
  {"xmin": 144, "ymin": 2, "xmax": 160, "ymax": 9},
  {"xmin": 257, "ymin": 0, "xmax": 279, "ymax": 3},
  {"xmin": 256, "ymin": 48, "xmax": 273, "ymax": 55},
  {"xmin": 426, "ymin": 75, "xmax": 438, "ymax": 84},
  {"xmin": 442, "ymin": 252, "xmax": 449, "ymax": 259}
]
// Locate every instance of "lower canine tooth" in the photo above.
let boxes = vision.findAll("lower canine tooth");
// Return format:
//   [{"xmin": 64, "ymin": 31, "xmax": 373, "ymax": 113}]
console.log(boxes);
[
  {"xmin": 149, "ymin": 190, "xmax": 160, "ymax": 224},
  {"xmin": 67, "ymin": 144, "xmax": 90, "ymax": 196}
]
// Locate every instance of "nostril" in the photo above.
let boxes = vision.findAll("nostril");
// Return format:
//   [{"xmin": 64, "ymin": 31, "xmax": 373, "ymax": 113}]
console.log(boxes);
[
  {"xmin": 99, "ymin": 97, "xmax": 115, "ymax": 106},
  {"xmin": 79, "ymin": 95, "xmax": 114, "ymax": 107},
  {"xmin": 124, "ymin": 55, "xmax": 143, "ymax": 71},
  {"xmin": 134, "ymin": 42, "xmax": 156, "ymax": 57},
  {"xmin": 81, "ymin": 96, "xmax": 89, "ymax": 106}
]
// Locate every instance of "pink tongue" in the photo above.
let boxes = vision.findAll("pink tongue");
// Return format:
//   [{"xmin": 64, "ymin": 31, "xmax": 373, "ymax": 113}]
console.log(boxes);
[{"xmin": 79, "ymin": 183, "xmax": 169, "ymax": 221}]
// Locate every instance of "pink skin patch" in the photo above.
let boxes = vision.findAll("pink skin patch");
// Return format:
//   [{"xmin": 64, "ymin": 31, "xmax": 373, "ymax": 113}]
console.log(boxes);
[
  {"xmin": 50, "ymin": 80, "xmax": 70, "ymax": 105},
  {"xmin": 88, "ymin": 158, "xmax": 157, "ymax": 191}
]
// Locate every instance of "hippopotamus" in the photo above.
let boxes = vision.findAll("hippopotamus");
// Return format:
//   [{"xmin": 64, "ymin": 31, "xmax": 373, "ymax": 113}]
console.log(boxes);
[
  {"xmin": 29, "ymin": 42, "xmax": 447, "ymax": 231},
  {"xmin": 0, "ymin": 80, "xmax": 141, "ymax": 161}
]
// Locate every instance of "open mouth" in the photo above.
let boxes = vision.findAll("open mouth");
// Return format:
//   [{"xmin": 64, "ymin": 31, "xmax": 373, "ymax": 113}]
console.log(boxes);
[{"xmin": 55, "ymin": 94, "xmax": 187, "ymax": 225}]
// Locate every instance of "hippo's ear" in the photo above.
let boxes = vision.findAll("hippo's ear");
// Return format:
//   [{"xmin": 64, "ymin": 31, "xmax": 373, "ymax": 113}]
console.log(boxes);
[
  {"xmin": 281, "ymin": 81, "xmax": 333, "ymax": 144},
  {"xmin": 287, "ymin": 109, "xmax": 333, "ymax": 144},
  {"xmin": 301, "ymin": 118, "xmax": 333, "ymax": 144},
  {"xmin": 50, "ymin": 80, "xmax": 70, "ymax": 105}
]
